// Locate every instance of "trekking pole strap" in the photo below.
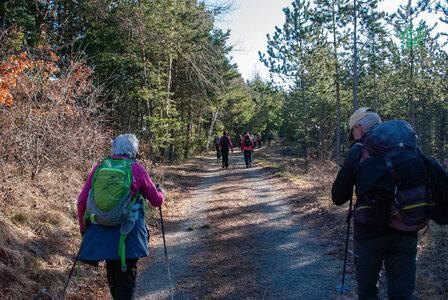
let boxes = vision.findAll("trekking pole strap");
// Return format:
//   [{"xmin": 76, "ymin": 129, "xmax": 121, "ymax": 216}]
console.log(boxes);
[{"xmin": 118, "ymin": 234, "xmax": 128, "ymax": 272}]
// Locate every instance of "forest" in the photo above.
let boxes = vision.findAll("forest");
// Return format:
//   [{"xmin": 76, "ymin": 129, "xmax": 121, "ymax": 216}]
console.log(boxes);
[
  {"xmin": 2, "ymin": 0, "xmax": 448, "ymax": 169},
  {"xmin": 1, "ymin": 0, "xmax": 448, "ymax": 298}
]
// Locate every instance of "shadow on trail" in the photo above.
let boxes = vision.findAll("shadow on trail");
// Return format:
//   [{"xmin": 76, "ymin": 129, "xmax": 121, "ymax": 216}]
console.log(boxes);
[
  {"xmin": 136, "ymin": 151, "xmax": 353, "ymax": 299},
  {"xmin": 178, "ymin": 159, "xmax": 345, "ymax": 299}
]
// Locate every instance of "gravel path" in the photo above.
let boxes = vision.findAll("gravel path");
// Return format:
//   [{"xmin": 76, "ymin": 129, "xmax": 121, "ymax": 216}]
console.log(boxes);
[{"xmin": 135, "ymin": 150, "xmax": 356, "ymax": 299}]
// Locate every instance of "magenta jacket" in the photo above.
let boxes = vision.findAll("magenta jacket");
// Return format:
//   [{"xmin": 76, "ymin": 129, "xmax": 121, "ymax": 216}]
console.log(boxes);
[
  {"xmin": 241, "ymin": 134, "xmax": 254, "ymax": 151},
  {"xmin": 77, "ymin": 155, "xmax": 164, "ymax": 233}
]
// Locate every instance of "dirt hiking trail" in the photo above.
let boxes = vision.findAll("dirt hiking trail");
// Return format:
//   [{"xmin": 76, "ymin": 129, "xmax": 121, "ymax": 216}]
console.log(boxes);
[{"xmin": 135, "ymin": 148, "xmax": 356, "ymax": 299}]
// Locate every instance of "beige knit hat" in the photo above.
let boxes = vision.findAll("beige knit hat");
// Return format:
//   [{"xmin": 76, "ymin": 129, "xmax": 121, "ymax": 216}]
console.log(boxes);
[{"xmin": 348, "ymin": 107, "xmax": 378, "ymax": 141}]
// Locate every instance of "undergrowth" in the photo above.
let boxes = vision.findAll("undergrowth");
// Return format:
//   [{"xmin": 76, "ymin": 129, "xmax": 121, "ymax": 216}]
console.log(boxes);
[{"xmin": 0, "ymin": 157, "xmax": 169, "ymax": 299}]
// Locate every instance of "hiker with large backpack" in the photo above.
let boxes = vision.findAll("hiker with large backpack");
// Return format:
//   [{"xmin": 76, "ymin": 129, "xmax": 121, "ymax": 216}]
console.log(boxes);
[
  {"xmin": 332, "ymin": 108, "xmax": 427, "ymax": 299},
  {"xmin": 218, "ymin": 131, "xmax": 233, "ymax": 168},
  {"xmin": 77, "ymin": 134, "xmax": 165, "ymax": 300},
  {"xmin": 241, "ymin": 131, "xmax": 254, "ymax": 168}
]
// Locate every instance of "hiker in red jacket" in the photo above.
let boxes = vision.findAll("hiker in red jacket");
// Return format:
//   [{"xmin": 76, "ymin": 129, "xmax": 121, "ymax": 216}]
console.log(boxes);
[
  {"xmin": 218, "ymin": 131, "xmax": 233, "ymax": 168},
  {"xmin": 241, "ymin": 132, "xmax": 254, "ymax": 168}
]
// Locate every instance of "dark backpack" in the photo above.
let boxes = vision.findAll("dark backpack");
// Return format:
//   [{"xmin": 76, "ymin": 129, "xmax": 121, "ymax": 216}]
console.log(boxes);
[
  {"xmin": 221, "ymin": 136, "xmax": 230, "ymax": 150},
  {"xmin": 417, "ymin": 150, "xmax": 448, "ymax": 225},
  {"xmin": 244, "ymin": 135, "xmax": 251, "ymax": 147},
  {"xmin": 354, "ymin": 120, "xmax": 430, "ymax": 231}
]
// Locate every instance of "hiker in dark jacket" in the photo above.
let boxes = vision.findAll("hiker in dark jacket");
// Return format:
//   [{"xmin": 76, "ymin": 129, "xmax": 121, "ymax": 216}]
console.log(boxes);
[
  {"xmin": 77, "ymin": 134, "xmax": 164, "ymax": 300},
  {"xmin": 219, "ymin": 131, "xmax": 233, "ymax": 168},
  {"xmin": 238, "ymin": 135, "xmax": 243, "ymax": 147},
  {"xmin": 241, "ymin": 132, "xmax": 254, "ymax": 167},
  {"xmin": 214, "ymin": 134, "xmax": 221, "ymax": 164},
  {"xmin": 332, "ymin": 108, "xmax": 423, "ymax": 300}
]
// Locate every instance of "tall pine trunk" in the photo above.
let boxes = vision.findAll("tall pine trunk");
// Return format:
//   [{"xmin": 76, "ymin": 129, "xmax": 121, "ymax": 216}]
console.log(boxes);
[{"xmin": 332, "ymin": 0, "xmax": 342, "ymax": 163}]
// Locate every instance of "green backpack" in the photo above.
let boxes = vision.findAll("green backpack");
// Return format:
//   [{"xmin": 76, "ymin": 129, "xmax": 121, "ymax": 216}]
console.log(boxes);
[{"xmin": 84, "ymin": 157, "xmax": 141, "ymax": 271}]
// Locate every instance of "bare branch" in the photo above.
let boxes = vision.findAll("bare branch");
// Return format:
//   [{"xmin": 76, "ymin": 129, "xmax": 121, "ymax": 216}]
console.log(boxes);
[{"xmin": 0, "ymin": 36, "xmax": 82, "ymax": 58}]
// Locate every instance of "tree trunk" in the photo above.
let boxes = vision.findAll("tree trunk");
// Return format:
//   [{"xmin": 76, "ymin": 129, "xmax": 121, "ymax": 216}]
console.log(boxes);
[
  {"xmin": 408, "ymin": 0, "xmax": 416, "ymax": 128},
  {"xmin": 332, "ymin": 0, "xmax": 342, "ymax": 163},
  {"xmin": 0, "ymin": 1, "xmax": 6, "ymax": 33},
  {"xmin": 353, "ymin": 0, "xmax": 358, "ymax": 110},
  {"xmin": 206, "ymin": 107, "xmax": 220, "ymax": 151}
]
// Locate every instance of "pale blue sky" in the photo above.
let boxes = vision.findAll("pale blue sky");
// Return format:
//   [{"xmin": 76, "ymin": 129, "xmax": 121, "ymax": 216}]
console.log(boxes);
[{"xmin": 203, "ymin": 0, "xmax": 446, "ymax": 82}]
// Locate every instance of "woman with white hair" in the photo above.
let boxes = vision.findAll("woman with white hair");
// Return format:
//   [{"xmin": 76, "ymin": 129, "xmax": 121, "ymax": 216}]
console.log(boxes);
[{"xmin": 77, "ymin": 134, "xmax": 164, "ymax": 300}]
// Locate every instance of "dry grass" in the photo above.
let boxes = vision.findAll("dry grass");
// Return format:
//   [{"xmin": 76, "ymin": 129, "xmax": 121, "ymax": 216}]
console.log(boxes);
[
  {"xmin": 0, "ymin": 152, "xmax": 193, "ymax": 299},
  {"xmin": 0, "ymin": 161, "xmax": 109, "ymax": 299}
]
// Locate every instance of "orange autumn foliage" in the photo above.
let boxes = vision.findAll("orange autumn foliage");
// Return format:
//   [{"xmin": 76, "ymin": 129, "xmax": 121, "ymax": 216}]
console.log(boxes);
[
  {"xmin": 1, "ymin": 29, "xmax": 93, "ymax": 113},
  {"xmin": 0, "ymin": 53, "xmax": 30, "ymax": 105}
]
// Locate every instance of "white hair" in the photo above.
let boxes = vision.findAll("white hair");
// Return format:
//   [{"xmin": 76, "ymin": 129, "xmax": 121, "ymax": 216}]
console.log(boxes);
[{"xmin": 111, "ymin": 134, "xmax": 139, "ymax": 158}]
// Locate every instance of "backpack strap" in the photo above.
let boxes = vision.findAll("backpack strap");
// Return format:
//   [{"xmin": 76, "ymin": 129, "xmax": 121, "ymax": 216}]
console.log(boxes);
[{"xmin": 118, "ymin": 192, "xmax": 140, "ymax": 272}]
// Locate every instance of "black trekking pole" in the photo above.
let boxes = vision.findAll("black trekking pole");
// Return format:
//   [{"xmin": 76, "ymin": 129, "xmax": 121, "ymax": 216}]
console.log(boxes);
[
  {"xmin": 59, "ymin": 247, "xmax": 81, "ymax": 300},
  {"xmin": 337, "ymin": 193, "xmax": 353, "ymax": 296},
  {"xmin": 159, "ymin": 206, "xmax": 174, "ymax": 300},
  {"xmin": 157, "ymin": 184, "xmax": 174, "ymax": 300}
]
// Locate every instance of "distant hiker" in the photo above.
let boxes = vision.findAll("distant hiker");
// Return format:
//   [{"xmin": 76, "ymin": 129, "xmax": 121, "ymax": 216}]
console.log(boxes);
[
  {"xmin": 262, "ymin": 132, "xmax": 266, "ymax": 146},
  {"xmin": 77, "ymin": 134, "xmax": 164, "ymax": 300},
  {"xmin": 238, "ymin": 135, "xmax": 243, "ymax": 148},
  {"xmin": 241, "ymin": 131, "xmax": 254, "ymax": 167},
  {"xmin": 332, "ymin": 108, "xmax": 426, "ymax": 299},
  {"xmin": 267, "ymin": 132, "xmax": 273, "ymax": 145},
  {"xmin": 253, "ymin": 135, "xmax": 257, "ymax": 148},
  {"xmin": 257, "ymin": 135, "xmax": 262, "ymax": 148},
  {"xmin": 214, "ymin": 134, "xmax": 221, "ymax": 164},
  {"xmin": 219, "ymin": 131, "xmax": 233, "ymax": 168}
]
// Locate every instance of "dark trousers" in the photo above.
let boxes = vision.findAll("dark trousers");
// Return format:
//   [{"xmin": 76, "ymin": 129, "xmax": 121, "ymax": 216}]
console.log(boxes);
[
  {"xmin": 244, "ymin": 150, "xmax": 252, "ymax": 166},
  {"xmin": 216, "ymin": 145, "xmax": 221, "ymax": 160},
  {"xmin": 106, "ymin": 259, "xmax": 139, "ymax": 300},
  {"xmin": 222, "ymin": 148, "xmax": 229, "ymax": 167},
  {"xmin": 353, "ymin": 234, "xmax": 417, "ymax": 300}
]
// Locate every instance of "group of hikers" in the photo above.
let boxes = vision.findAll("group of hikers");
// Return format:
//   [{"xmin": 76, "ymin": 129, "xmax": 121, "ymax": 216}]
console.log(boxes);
[
  {"xmin": 73, "ymin": 107, "xmax": 448, "ymax": 300},
  {"xmin": 213, "ymin": 131, "xmax": 273, "ymax": 168}
]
